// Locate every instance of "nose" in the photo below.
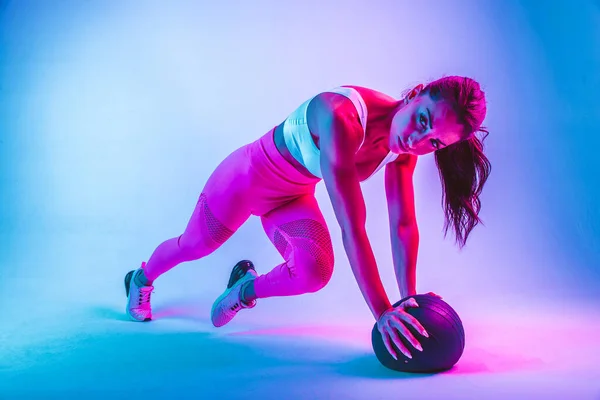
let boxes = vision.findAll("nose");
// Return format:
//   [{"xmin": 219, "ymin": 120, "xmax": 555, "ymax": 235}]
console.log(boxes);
[
  {"xmin": 407, "ymin": 132, "xmax": 430, "ymax": 149},
  {"xmin": 406, "ymin": 133, "xmax": 420, "ymax": 148}
]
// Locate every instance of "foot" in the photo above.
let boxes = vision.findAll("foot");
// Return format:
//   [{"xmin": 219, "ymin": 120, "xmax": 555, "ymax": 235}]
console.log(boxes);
[
  {"xmin": 211, "ymin": 260, "xmax": 258, "ymax": 327},
  {"xmin": 124, "ymin": 262, "xmax": 154, "ymax": 322}
]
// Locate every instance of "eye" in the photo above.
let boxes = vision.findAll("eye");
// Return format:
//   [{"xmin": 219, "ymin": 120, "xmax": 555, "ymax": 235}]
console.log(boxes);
[
  {"xmin": 419, "ymin": 113, "xmax": 428, "ymax": 130},
  {"xmin": 430, "ymin": 139, "xmax": 439, "ymax": 149}
]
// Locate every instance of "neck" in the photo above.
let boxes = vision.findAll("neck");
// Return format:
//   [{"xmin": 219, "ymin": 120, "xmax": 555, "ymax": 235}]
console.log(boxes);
[{"xmin": 376, "ymin": 100, "xmax": 405, "ymax": 133}]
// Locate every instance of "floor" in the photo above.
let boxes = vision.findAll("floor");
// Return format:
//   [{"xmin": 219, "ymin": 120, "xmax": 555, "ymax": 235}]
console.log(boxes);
[
  {"xmin": 2, "ymin": 232, "xmax": 599, "ymax": 400},
  {"xmin": 2, "ymin": 289, "xmax": 600, "ymax": 399}
]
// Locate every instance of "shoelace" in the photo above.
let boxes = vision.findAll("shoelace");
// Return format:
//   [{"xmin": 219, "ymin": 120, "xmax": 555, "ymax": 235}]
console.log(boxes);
[{"xmin": 138, "ymin": 288, "xmax": 153, "ymax": 307}]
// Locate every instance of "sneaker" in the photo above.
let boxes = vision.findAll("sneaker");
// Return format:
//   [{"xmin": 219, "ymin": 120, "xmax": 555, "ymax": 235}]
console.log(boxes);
[
  {"xmin": 211, "ymin": 260, "xmax": 258, "ymax": 327},
  {"xmin": 124, "ymin": 262, "xmax": 154, "ymax": 322}
]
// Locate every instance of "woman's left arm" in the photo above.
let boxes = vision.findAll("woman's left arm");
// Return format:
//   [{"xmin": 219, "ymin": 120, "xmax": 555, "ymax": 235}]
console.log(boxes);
[{"xmin": 384, "ymin": 155, "xmax": 419, "ymax": 299}]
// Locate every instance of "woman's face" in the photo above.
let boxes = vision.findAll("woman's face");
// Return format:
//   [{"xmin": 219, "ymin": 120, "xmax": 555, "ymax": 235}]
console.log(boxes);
[{"xmin": 389, "ymin": 92, "xmax": 463, "ymax": 156}]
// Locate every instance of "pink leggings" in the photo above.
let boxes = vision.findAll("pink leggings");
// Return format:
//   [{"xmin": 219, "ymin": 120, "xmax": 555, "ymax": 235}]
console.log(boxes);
[{"xmin": 143, "ymin": 128, "xmax": 335, "ymax": 298}]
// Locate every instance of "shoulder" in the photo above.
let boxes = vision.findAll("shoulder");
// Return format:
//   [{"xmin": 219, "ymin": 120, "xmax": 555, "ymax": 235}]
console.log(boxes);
[
  {"xmin": 387, "ymin": 153, "xmax": 418, "ymax": 172},
  {"xmin": 306, "ymin": 91, "xmax": 364, "ymax": 161},
  {"xmin": 307, "ymin": 85, "xmax": 378, "ymax": 128},
  {"xmin": 341, "ymin": 85, "xmax": 398, "ymax": 106},
  {"xmin": 309, "ymin": 90, "xmax": 359, "ymax": 119},
  {"xmin": 306, "ymin": 89, "xmax": 363, "ymax": 132},
  {"xmin": 385, "ymin": 154, "xmax": 417, "ymax": 195}
]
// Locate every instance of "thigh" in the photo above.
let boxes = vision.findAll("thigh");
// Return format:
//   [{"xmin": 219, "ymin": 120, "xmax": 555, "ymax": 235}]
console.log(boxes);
[
  {"xmin": 260, "ymin": 195, "xmax": 334, "ymax": 263},
  {"xmin": 183, "ymin": 145, "xmax": 254, "ymax": 241}
]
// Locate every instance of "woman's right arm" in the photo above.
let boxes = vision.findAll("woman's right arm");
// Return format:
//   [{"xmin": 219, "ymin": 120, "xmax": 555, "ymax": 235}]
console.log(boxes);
[
  {"xmin": 307, "ymin": 94, "xmax": 429, "ymax": 360},
  {"xmin": 307, "ymin": 93, "xmax": 392, "ymax": 320}
]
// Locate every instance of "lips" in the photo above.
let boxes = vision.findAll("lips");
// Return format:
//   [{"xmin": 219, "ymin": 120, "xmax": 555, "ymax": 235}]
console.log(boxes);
[{"xmin": 398, "ymin": 137, "xmax": 409, "ymax": 153}]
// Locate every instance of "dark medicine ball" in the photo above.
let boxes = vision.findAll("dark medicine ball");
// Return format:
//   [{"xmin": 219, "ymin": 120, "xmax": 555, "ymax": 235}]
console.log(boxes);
[{"xmin": 371, "ymin": 294, "xmax": 465, "ymax": 373}]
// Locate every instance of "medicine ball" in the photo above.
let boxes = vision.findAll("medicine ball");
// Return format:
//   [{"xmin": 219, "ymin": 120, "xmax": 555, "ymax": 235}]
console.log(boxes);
[{"xmin": 371, "ymin": 294, "xmax": 465, "ymax": 373}]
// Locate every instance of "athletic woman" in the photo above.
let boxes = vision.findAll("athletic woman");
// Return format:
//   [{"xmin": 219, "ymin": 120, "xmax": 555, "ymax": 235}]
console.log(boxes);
[{"xmin": 124, "ymin": 76, "xmax": 491, "ymax": 360}]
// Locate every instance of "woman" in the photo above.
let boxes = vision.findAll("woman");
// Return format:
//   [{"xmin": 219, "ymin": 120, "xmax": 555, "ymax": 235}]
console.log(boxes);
[{"xmin": 124, "ymin": 76, "xmax": 491, "ymax": 361}]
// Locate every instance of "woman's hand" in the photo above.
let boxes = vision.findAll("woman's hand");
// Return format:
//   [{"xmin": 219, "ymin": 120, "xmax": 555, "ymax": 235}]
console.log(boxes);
[
  {"xmin": 376, "ymin": 297, "xmax": 429, "ymax": 360},
  {"xmin": 425, "ymin": 291, "xmax": 442, "ymax": 299}
]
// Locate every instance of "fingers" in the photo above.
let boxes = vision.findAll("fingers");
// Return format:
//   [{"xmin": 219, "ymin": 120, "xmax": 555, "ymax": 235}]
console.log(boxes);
[
  {"xmin": 392, "ymin": 303, "xmax": 429, "ymax": 338},
  {"xmin": 426, "ymin": 291, "xmax": 443, "ymax": 299},
  {"xmin": 381, "ymin": 331, "xmax": 399, "ymax": 360},
  {"xmin": 396, "ymin": 311, "xmax": 429, "ymax": 338},
  {"xmin": 390, "ymin": 318, "xmax": 423, "ymax": 353},
  {"xmin": 401, "ymin": 298, "xmax": 419, "ymax": 308},
  {"xmin": 387, "ymin": 325, "xmax": 413, "ymax": 359}
]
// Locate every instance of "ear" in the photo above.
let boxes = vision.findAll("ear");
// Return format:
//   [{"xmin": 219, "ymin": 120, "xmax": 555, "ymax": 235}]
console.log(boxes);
[
  {"xmin": 410, "ymin": 84, "xmax": 424, "ymax": 98},
  {"xmin": 406, "ymin": 84, "xmax": 424, "ymax": 102}
]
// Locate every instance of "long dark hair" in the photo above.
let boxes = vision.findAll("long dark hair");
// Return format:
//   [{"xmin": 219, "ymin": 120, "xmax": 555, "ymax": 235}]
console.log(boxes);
[{"xmin": 422, "ymin": 76, "xmax": 491, "ymax": 248}]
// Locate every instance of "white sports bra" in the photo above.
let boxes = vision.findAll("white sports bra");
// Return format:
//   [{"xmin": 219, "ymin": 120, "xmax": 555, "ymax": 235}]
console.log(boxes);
[{"xmin": 282, "ymin": 86, "xmax": 399, "ymax": 180}]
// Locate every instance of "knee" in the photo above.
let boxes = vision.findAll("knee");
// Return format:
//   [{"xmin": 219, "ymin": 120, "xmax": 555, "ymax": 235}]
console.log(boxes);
[
  {"xmin": 304, "ymin": 259, "xmax": 333, "ymax": 293},
  {"xmin": 291, "ymin": 245, "xmax": 335, "ymax": 293},
  {"xmin": 176, "ymin": 233, "xmax": 220, "ymax": 260},
  {"xmin": 176, "ymin": 194, "xmax": 236, "ymax": 260}
]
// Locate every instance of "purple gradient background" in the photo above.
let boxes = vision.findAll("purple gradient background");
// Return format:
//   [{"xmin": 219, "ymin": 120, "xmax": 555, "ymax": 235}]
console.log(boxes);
[{"xmin": 1, "ymin": 1, "xmax": 599, "ymax": 399}]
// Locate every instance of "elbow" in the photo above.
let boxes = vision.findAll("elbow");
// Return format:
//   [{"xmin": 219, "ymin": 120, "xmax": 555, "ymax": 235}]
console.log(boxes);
[
  {"xmin": 395, "ymin": 222, "xmax": 419, "ymax": 237},
  {"xmin": 341, "ymin": 224, "xmax": 368, "ymax": 241},
  {"xmin": 340, "ymin": 217, "xmax": 369, "ymax": 243},
  {"xmin": 392, "ymin": 224, "xmax": 419, "ymax": 249}
]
